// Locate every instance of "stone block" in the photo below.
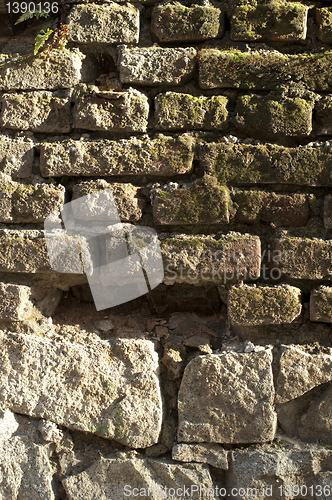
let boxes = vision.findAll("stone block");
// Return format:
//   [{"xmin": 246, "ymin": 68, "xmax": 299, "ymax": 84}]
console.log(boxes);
[
  {"xmin": 234, "ymin": 190, "xmax": 309, "ymax": 226},
  {"xmin": 235, "ymin": 95, "xmax": 313, "ymax": 137},
  {"xmin": 0, "ymin": 90, "xmax": 71, "ymax": 133},
  {"xmin": 298, "ymin": 385, "xmax": 332, "ymax": 445},
  {"xmin": 177, "ymin": 350, "xmax": 277, "ymax": 444},
  {"xmin": 0, "ymin": 135, "xmax": 33, "ymax": 178},
  {"xmin": 119, "ymin": 47, "xmax": 196, "ymax": 86},
  {"xmin": 0, "ymin": 49, "xmax": 83, "ymax": 91},
  {"xmin": 155, "ymin": 92, "xmax": 228, "ymax": 131},
  {"xmin": 316, "ymin": 96, "xmax": 332, "ymax": 135},
  {"xmin": 324, "ymin": 194, "xmax": 332, "ymax": 228},
  {"xmin": 151, "ymin": 1, "xmax": 224, "ymax": 42},
  {"xmin": 0, "ymin": 334, "xmax": 163, "ymax": 448},
  {"xmin": 67, "ymin": 3, "xmax": 139, "ymax": 44},
  {"xmin": 317, "ymin": 7, "xmax": 332, "ymax": 44},
  {"xmin": 161, "ymin": 233, "xmax": 261, "ymax": 285},
  {"xmin": 231, "ymin": 2, "xmax": 308, "ymax": 42},
  {"xmin": 153, "ymin": 177, "xmax": 230, "ymax": 225},
  {"xmin": 310, "ymin": 286, "xmax": 332, "ymax": 323},
  {"xmin": 0, "ymin": 283, "xmax": 35, "ymax": 320},
  {"xmin": 228, "ymin": 285, "xmax": 302, "ymax": 326},
  {"xmin": 172, "ymin": 443, "xmax": 228, "ymax": 469},
  {"xmin": 200, "ymin": 141, "xmax": 332, "ymax": 186},
  {"xmin": 40, "ymin": 134, "xmax": 195, "ymax": 177},
  {"xmin": 198, "ymin": 49, "xmax": 332, "ymax": 90},
  {"xmin": 73, "ymin": 87, "xmax": 149, "ymax": 132}
]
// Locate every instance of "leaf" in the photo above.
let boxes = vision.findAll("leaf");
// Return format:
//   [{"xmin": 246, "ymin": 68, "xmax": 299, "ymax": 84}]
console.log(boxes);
[
  {"xmin": 15, "ymin": 11, "xmax": 35, "ymax": 24},
  {"xmin": 34, "ymin": 28, "xmax": 54, "ymax": 55}
]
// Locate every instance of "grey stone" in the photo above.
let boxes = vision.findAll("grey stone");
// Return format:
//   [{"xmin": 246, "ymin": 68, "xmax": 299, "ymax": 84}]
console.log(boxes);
[
  {"xmin": 40, "ymin": 134, "xmax": 195, "ymax": 177},
  {"xmin": 0, "ymin": 283, "xmax": 35, "ymax": 320},
  {"xmin": 177, "ymin": 350, "xmax": 277, "ymax": 444},
  {"xmin": 67, "ymin": 3, "xmax": 139, "ymax": 44},
  {"xmin": 73, "ymin": 87, "xmax": 149, "ymax": 132},
  {"xmin": 0, "ymin": 333, "xmax": 163, "ymax": 448},
  {"xmin": 0, "ymin": 90, "xmax": 71, "ymax": 133},
  {"xmin": 119, "ymin": 47, "xmax": 197, "ymax": 86},
  {"xmin": 0, "ymin": 135, "xmax": 33, "ymax": 178},
  {"xmin": 172, "ymin": 443, "xmax": 228, "ymax": 469},
  {"xmin": 299, "ymin": 385, "xmax": 332, "ymax": 445},
  {"xmin": 310, "ymin": 286, "xmax": 332, "ymax": 322}
]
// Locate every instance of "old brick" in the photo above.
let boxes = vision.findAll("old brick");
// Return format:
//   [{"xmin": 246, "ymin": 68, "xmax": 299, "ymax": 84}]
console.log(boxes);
[
  {"xmin": 153, "ymin": 177, "xmax": 230, "ymax": 225},
  {"xmin": 316, "ymin": 96, "xmax": 332, "ymax": 135},
  {"xmin": 231, "ymin": 2, "xmax": 308, "ymax": 42},
  {"xmin": 73, "ymin": 88, "xmax": 149, "ymax": 133},
  {"xmin": 310, "ymin": 286, "xmax": 332, "ymax": 323},
  {"xmin": 228, "ymin": 285, "xmax": 302, "ymax": 326},
  {"xmin": 155, "ymin": 92, "xmax": 228, "ymax": 131},
  {"xmin": 0, "ymin": 90, "xmax": 71, "ymax": 133},
  {"xmin": 40, "ymin": 134, "xmax": 195, "ymax": 177},
  {"xmin": 119, "ymin": 47, "xmax": 196, "ymax": 86},
  {"xmin": 151, "ymin": 1, "xmax": 224, "ymax": 42},
  {"xmin": 0, "ymin": 230, "xmax": 51, "ymax": 273},
  {"xmin": 67, "ymin": 3, "xmax": 139, "ymax": 44},
  {"xmin": 198, "ymin": 49, "xmax": 332, "ymax": 90},
  {"xmin": 316, "ymin": 7, "xmax": 332, "ymax": 44},
  {"xmin": 234, "ymin": 190, "xmax": 309, "ymax": 226},
  {"xmin": 235, "ymin": 95, "xmax": 313, "ymax": 137},
  {"xmin": 200, "ymin": 141, "xmax": 332, "ymax": 186},
  {"xmin": 324, "ymin": 195, "xmax": 332, "ymax": 228},
  {"xmin": 0, "ymin": 135, "xmax": 33, "ymax": 178}
]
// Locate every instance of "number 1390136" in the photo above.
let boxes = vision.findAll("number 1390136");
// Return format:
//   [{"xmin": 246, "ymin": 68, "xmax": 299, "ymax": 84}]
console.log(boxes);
[
  {"xmin": 278, "ymin": 485, "xmax": 331, "ymax": 497},
  {"xmin": 6, "ymin": 2, "xmax": 59, "ymax": 14}
]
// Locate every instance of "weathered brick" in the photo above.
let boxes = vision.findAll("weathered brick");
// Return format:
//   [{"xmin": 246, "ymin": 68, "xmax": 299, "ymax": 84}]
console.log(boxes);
[
  {"xmin": 67, "ymin": 3, "xmax": 139, "ymax": 44},
  {"xmin": 151, "ymin": 2, "xmax": 224, "ymax": 42},
  {"xmin": 198, "ymin": 49, "xmax": 332, "ymax": 90},
  {"xmin": 200, "ymin": 141, "xmax": 332, "ymax": 186},
  {"xmin": 40, "ymin": 134, "xmax": 195, "ymax": 177},
  {"xmin": 324, "ymin": 195, "xmax": 332, "ymax": 228},
  {"xmin": 155, "ymin": 92, "xmax": 228, "ymax": 131},
  {"xmin": 316, "ymin": 96, "xmax": 332, "ymax": 135},
  {"xmin": 228, "ymin": 285, "xmax": 302, "ymax": 326},
  {"xmin": 231, "ymin": 2, "xmax": 308, "ymax": 42},
  {"xmin": 0, "ymin": 174, "xmax": 65, "ymax": 223},
  {"xmin": 235, "ymin": 95, "xmax": 313, "ymax": 137},
  {"xmin": 270, "ymin": 237, "xmax": 332, "ymax": 280},
  {"xmin": 0, "ymin": 90, "xmax": 71, "ymax": 133},
  {"xmin": 0, "ymin": 135, "xmax": 33, "ymax": 178},
  {"xmin": 119, "ymin": 47, "xmax": 196, "ymax": 86},
  {"xmin": 316, "ymin": 8, "xmax": 332, "ymax": 44},
  {"xmin": 73, "ymin": 88, "xmax": 149, "ymax": 132},
  {"xmin": 234, "ymin": 190, "xmax": 309, "ymax": 227},
  {"xmin": 0, "ymin": 49, "xmax": 83, "ymax": 91},
  {"xmin": 310, "ymin": 286, "xmax": 332, "ymax": 323},
  {"xmin": 153, "ymin": 177, "xmax": 230, "ymax": 225},
  {"xmin": 0, "ymin": 230, "xmax": 51, "ymax": 273}
]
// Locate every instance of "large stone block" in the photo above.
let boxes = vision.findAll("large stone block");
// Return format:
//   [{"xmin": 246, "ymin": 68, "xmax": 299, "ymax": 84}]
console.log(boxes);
[
  {"xmin": 317, "ymin": 7, "xmax": 332, "ymax": 44},
  {"xmin": 0, "ymin": 49, "xmax": 83, "ymax": 91},
  {"xmin": 40, "ymin": 134, "xmax": 195, "ymax": 177},
  {"xmin": 151, "ymin": 1, "xmax": 224, "ymax": 42},
  {"xmin": 172, "ymin": 443, "xmax": 228, "ymax": 469},
  {"xmin": 178, "ymin": 350, "xmax": 277, "ymax": 444},
  {"xmin": 73, "ymin": 87, "xmax": 149, "ymax": 132},
  {"xmin": 316, "ymin": 96, "xmax": 332, "ymax": 135},
  {"xmin": 235, "ymin": 95, "xmax": 313, "ymax": 137},
  {"xmin": 153, "ymin": 177, "xmax": 230, "ymax": 225},
  {"xmin": 119, "ymin": 47, "xmax": 197, "ymax": 86},
  {"xmin": 0, "ymin": 90, "xmax": 71, "ymax": 133},
  {"xmin": 200, "ymin": 141, "xmax": 332, "ymax": 186},
  {"xmin": 155, "ymin": 92, "xmax": 228, "ymax": 131},
  {"xmin": 228, "ymin": 285, "xmax": 302, "ymax": 326},
  {"xmin": 231, "ymin": 1, "xmax": 308, "ymax": 42},
  {"xmin": 310, "ymin": 286, "xmax": 332, "ymax": 323},
  {"xmin": 0, "ymin": 135, "xmax": 33, "ymax": 178},
  {"xmin": 0, "ymin": 334, "xmax": 163, "ymax": 448},
  {"xmin": 199, "ymin": 49, "xmax": 332, "ymax": 90}
]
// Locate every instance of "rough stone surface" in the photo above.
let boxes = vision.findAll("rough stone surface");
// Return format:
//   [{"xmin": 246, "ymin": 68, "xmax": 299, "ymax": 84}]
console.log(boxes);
[
  {"xmin": 317, "ymin": 7, "xmax": 332, "ymax": 44},
  {"xmin": 172, "ymin": 443, "xmax": 228, "ymax": 469},
  {"xmin": 198, "ymin": 49, "xmax": 332, "ymax": 90},
  {"xmin": 316, "ymin": 96, "xmax": 332, "ymax": 135},
  {"xmin": 299, "ymin": 385, "xmax": 332, "ymax": 445},
  {"xmin": 40, "ymin": 134, "xmax": 195, "ymax": 177},
  {"xmin": 161, "ymin": 233, "xmax": 261, "ymax": 285},
  {"xmin": 67, "ymin": 3, "xmax": 139, "ymax": 44},
  {"xmin": 0, "ymin": 283, "xmax": 35, "ymax": 320},
  {"xmin": 177, "ymin": 350, "xmax": 277, "ymax": 444},
  {"xmin": 276, "ymin": 345, "xmax": 332, "ymax": 404},
  {"xmin": 0, "ymin": 50, "xmax": 83, "ymax": 91},
  {"xmin": 231, "ymin": 2, "xmax": 308, "ymax": 42},
  {"xmin": 119, "ymin": 47, "xmax": 197, "ymax": 86},
  {"xmin": 228, "ymin": 285, "xmax": 302, "ymax": 326},
  {"xmin": 310, "ymin": 286, "xmax": 332, "ymax": 323},
  {"xmin": 63, "ymin": 453, "xmax": 218, "ymax": 500},
  {"xmin": 0, "ymin": 90, "xmax": 71, "ymax": 133},
  {"xmin": 73, "ymin": 87, "xmax": 149, "ymax": 132},
  {"xmin": 153, "ymin": 177, "xmax": 230, "ymax": 225},
  {"xmin": 0, "ymin": 333, "xmax": 163, "ymax": 448},
  {"xmin": 324, "ymin": 194, "xmax": 332, "ymax": 228},
  {"xmin": 155, "ymin": 92, "xmax": 228, "ymax": 131},
  {"xmin": 0, "ymin": 135, "xmax": 33, "ymax": 178},
  {"xmin": 235, "ymin": 95, "xmax": 313, "ymax": 138},
  {"xmin": 151, "ymin": 2, "xmax": 224, "ymax": 42}
]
